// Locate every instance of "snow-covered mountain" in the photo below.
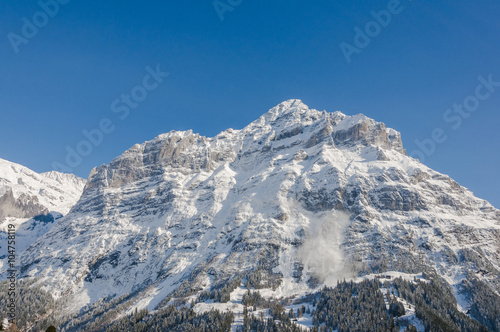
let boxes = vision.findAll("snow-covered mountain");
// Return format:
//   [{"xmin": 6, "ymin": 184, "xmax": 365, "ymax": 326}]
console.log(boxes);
[
  {"xmin": 0, "ymin": 158, "xmax": 86, "ymax": 219},
  {"xmin": 9, "ymin": 100, "xmax": 500, "ymax": 325},
  {"xmin": 0, "ymin": 159, "xmax": 86, "ymax": 262}
]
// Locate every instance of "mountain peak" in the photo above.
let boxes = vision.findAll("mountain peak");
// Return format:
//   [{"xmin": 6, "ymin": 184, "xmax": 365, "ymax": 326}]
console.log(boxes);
[
  {"xmin": 265, "ymin": 99, "xmax": 309, "ymax": 117},
  {"xmin": 246, "ymin": 100, "xmax": 404, "ymax": 155},
  {"xmin": 259, "ymin": 99, "xmax": 326, "ymax": 124},
  {"xmin": 0, "ymin": 158, "xmax": 86, "ymax": 218},
  {"xmin": 84, "ymin": 101, "xmax": 406, "ymax": 193}
]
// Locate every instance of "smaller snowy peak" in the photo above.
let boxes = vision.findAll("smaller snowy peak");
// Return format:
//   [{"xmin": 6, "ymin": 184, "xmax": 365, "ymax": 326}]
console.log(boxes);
[
  {"xmin": 42, "ymin": 170, "xmax": 87, "ymax": 189},
  {"xmin": 0, "ymin": 158, "xmax": 86, "ymax": 218}
]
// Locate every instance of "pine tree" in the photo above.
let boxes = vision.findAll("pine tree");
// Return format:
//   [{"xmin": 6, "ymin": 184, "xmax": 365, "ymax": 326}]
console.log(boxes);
[
  {"xmin": 405, "ymin": 325, "xmax": 417, "ymax": 332},
  {"xmin": 46, "ymin": 326, "xmax": 57, "ymax": 332}
]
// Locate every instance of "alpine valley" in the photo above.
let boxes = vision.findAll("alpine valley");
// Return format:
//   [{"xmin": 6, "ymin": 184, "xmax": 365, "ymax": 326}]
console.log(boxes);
[{"xmin": 1, "ymin": 100, "xmax": 499, "ymax": 331}]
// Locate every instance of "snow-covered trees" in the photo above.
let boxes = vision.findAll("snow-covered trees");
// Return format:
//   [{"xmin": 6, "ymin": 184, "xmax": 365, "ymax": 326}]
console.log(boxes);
[{"xmin": 312, "ymin": 279, "xmax": 396, "ymax": 331}]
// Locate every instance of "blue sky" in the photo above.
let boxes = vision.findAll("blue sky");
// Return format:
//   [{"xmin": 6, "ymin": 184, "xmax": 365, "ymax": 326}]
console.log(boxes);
[{"xmin": 1, "ymin": 0, "xmax": 499, "ymax": 207}]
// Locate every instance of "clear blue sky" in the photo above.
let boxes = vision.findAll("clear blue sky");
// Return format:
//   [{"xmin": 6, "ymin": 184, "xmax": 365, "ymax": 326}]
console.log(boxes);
[{"xmin": 1, "ymin": 0, "xmax": 499, "ymax": 207}]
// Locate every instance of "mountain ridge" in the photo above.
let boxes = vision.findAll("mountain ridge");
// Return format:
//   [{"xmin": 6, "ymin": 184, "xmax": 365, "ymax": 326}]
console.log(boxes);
[{"xmin": 0, "ymin": 158, "xmax": 86, "ymax": 219}]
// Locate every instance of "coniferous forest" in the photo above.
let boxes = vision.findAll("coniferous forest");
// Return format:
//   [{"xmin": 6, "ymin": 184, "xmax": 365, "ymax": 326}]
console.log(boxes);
[{"xmin": 1, "ymin": 273, "xmax": 499, "ymax": 331}]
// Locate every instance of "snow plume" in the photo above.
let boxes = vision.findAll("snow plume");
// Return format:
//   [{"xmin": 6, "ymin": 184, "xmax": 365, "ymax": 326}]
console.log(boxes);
[{"xmin": 297, "ymin": 210, "xmax": 353, "ymax": 285}]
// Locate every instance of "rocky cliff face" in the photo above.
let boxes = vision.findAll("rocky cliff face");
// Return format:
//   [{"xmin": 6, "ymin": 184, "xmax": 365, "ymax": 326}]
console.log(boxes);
[
  {"xmin": 0, "ymin": 188, "xmax": 48, "ymax": 220},
  {"xmin": 10, "ymin": 100, "xmax": 500, "ymax": 317}
]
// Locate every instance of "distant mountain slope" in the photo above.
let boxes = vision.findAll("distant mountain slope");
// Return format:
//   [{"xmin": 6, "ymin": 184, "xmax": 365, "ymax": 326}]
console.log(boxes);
[
  {"xmin": 0, "ymin": 158, "xmax": 86, "ymax": 219},
  {"xmin": 5, "ymin": 100, "xmax": 500, "ymax": 330},
  {"xmin": 0, "ymin": 159, "xmax": 86, "ymax": 267}
]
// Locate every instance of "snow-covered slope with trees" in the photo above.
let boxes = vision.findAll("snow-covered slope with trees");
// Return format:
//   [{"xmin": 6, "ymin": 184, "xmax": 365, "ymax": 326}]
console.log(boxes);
[{"xmin": 5, "ymin": 100, "xmax": 500, "ymax": 330}]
